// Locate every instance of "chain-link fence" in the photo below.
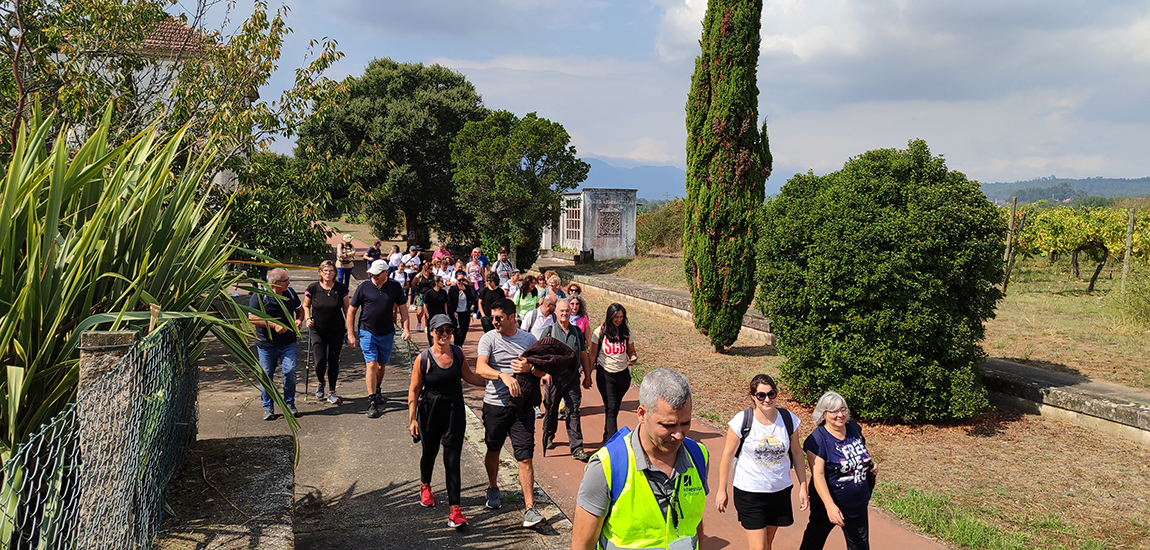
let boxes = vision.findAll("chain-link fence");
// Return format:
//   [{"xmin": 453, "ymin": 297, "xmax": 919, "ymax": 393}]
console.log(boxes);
[{"xmin": 0, "ymin": 318, "xmax": 197, "ymax": 550}]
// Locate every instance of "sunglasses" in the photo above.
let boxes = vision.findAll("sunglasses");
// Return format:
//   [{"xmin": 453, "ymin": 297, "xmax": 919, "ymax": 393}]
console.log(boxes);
[
  {"xmin": 432, "ymin": 326, "xmax": 453, "ymax": 335},
  {"xmin": 754, "ymin": 390, "xmax": 778, "ymax": 401},
  {"xmin": 492, "ymin": 315, "xmax": 505, "ymax": 323}
]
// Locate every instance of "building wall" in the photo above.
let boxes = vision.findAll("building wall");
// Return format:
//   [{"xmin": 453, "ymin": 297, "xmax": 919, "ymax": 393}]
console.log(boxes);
[{"xmin": 581, "ymin": 189, "xmax": 636, "ymax": 260}]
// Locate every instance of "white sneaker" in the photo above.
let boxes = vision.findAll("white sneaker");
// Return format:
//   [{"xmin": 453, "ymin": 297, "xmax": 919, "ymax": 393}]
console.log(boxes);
[{"xmin": 327, "ymin": 392, "xmax": 340, "ymax": 404}]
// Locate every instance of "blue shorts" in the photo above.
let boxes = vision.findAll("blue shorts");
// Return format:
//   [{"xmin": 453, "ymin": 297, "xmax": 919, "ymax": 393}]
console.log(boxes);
[{"xmin": 359, "ymin": 329, "xmax": 394, "ymax": 364}]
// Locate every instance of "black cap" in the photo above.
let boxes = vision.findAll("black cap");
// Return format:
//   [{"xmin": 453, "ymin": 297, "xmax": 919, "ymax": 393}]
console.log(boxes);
[{"xmin": 428, "ymin": 314, "xmax": 455, "ymax": 331}]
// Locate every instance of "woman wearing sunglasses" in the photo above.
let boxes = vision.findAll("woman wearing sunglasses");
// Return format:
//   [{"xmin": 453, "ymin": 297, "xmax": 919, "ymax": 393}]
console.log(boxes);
[
  {"xmin": 714, "ymin": 374, "xmax": 808, "ymax": 550},
  {"xmin": 407, "ymin": 314, "xmax": 486, "ymax": 529}
]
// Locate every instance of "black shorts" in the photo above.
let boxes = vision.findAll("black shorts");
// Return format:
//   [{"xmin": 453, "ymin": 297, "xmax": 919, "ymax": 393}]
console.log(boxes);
[
  {"xmin": 733, "ymin": 485, "xmax": 794, "ymax": 530},
  {"xmin": 482, "ymin": 402, "xmax": 535, "ymax": 460}
]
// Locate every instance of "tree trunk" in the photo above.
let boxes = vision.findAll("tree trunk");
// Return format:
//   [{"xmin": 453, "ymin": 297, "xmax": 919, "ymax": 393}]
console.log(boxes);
[
  {"xmin": 1086, "ymin": 244, "xmax": 1108, "ymax": 293},
  {"xmin": 1070, "ymin": 249, "xmax": 1080, "ymax": 278}
]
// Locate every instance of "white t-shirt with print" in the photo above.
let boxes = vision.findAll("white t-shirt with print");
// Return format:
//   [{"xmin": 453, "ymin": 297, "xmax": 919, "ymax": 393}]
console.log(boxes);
[
  {"xmin": 727, "ymin": 409, "xmax": 800, "ymax": 494},
  {"xmin": 591, "ymin": 326, "xmax": 632, "ymax": 374}
]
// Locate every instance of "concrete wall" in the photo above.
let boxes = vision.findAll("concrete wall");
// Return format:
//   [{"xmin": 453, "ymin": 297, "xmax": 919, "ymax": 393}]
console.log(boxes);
[{"xmin": 581, "ymin": 189, "xmax": 636, "ymax": 260}]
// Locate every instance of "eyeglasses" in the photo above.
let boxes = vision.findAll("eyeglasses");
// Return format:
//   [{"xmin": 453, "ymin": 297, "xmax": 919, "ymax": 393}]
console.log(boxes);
[
  {"xmin": 828, "ymin": 408, "xmax": 848, "ymax": 416},
  {"xmin": 492, "ymin": 315, "xmax": 505, "ymax": 323},
  {"xmin": 754, "ymin": 390, "xmax": 778, "ymax": 401},
  {"xmin": 432, "ymin": 326, "xmax": 452, "ymax": 335}
]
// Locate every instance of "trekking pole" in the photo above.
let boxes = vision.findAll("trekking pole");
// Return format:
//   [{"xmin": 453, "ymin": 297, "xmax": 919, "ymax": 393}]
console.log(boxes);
[{"xmin": 304, "ymin": 327, "xmax": 311, "ymax": 400}]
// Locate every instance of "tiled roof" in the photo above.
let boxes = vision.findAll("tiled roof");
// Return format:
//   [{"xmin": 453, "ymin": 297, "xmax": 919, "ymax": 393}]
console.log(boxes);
[{"xmin": 141, "ymin": 19, "xmax": 209, "ymax": 57}]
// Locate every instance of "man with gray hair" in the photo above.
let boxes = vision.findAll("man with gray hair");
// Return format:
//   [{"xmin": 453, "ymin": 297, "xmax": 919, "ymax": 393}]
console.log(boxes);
[
  {"xmin": 248, "ymin": 268, "xmax": 305, "ymax": 421},
  {"xmin": 520, "ymin": 293, "xmax": 557, "ymax": 338},
  {"xmin": 570, "ymin": 368, "xmax": 709, "ymax": 550}
]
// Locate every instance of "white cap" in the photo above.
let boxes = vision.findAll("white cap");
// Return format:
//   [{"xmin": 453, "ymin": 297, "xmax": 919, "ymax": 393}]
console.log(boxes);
[{"xmin": 367, "ymin": 260, "xmax": 388, "ymax": 275}]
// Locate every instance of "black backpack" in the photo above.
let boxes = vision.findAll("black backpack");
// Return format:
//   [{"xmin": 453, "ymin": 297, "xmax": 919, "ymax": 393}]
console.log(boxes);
[{"xmin": 734, "ymin": 407, "xmax": 797, "ymax": 470}]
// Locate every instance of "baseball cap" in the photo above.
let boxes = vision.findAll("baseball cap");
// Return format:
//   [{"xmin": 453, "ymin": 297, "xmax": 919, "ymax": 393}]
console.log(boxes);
[
  {"xmin": 428, "ymin": 314, "xmax": 455, "ymax": 331},
  {"xmin": 367, "ymin": 260, "xmax": 388, "ymax": 275}
]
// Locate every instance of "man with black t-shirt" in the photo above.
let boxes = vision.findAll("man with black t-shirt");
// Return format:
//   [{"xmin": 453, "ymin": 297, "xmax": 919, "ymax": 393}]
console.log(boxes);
[
  {"xmin": 248, "ymin": 268, "xmax": 304, "ymax": 420},
  {"xmin": 347, "ymin": 260, "xmax": 411, "ymax": 418}
]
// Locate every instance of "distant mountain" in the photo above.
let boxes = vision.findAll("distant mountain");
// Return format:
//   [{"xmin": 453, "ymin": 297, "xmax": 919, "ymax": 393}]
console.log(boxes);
[
  {"xmin": 581, "ymin": 158, "xmax": 686, "ymax": 200},
  {"xmin": 981, "ymin": 176, "xmax": 1150, "ymax": 202}
]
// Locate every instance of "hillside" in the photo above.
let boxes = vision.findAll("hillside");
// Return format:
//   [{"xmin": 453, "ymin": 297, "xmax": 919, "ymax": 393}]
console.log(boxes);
[{"xmin": 981, "ymin": 176, "xmax": 1150, "ymax": 202}]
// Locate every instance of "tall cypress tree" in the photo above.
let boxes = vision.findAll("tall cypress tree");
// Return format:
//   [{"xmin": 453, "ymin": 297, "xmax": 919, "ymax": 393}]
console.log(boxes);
[{"xmin": 684, "ymin": 0, "xmax": 771, "ymax": 352}]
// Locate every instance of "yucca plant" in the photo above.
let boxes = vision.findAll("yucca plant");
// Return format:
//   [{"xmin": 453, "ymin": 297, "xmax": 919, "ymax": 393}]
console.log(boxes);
[{"xmin": 0, "ymin": 106, "xmax": 299, "ymax": 465}]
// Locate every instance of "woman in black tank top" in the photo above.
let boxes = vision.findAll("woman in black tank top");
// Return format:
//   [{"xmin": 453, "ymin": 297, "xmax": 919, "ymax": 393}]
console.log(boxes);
[{"xmin": 407, "ymin": 314, "xmax": 485, "ymax": 528}]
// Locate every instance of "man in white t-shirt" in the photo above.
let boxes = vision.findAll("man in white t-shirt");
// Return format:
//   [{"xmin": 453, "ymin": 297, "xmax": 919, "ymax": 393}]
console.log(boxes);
[{"xmin": 520, "ymin": 293, "xmax": 557, "ymax": 338}]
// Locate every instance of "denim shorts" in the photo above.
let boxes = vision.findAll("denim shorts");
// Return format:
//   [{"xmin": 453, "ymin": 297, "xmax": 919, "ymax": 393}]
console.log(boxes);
[{"xmin": 358, "ymin": 329, "xmax": 394, "ymax": 364}]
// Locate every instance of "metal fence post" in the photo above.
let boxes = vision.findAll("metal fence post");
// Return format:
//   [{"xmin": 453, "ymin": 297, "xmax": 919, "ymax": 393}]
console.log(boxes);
[{"xmin": 77, "ymin": 330, "xmax": 138, "ymax": 550}]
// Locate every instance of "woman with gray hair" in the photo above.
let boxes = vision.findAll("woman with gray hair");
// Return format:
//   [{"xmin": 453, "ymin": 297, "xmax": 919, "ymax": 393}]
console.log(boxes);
[{"xmin": 799, "ymin": 391, "xmax": 876, "ymax": 550}]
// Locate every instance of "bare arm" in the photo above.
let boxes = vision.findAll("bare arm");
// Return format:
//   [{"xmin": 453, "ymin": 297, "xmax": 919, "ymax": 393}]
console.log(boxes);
[
  {"xmin": 345, "ymin": 305, "xmax": 359, "ymax": 348},
  {"xmin": 396, "ymin": 301, "xmax": 411, "ymax": 341},
  {"xmin": 460, "ymin": 355, "xmax": 485, "ymax": 387},
  {"xmin": 569, "ymin": 505, "xmax": 607, "ymax": 550},
  {"xmin": 302, "ymin": 296, "xmax": 314, "ymax": 329},
  {"xmin": 810, "ymin": 454, "xmax": 844, "ymax": 527},
  {"xmin": 408, "ymin": 356, "xmax": 423, "ymax": 438},
  {"xmin": 476, "ymin": 354, "xmax": 520, "ymax": 397},
  {"xmin": 626, "ymin": 339, "xmax": 637, "ymax": 364},
  {"xmin": 714, "ymin": 427, "xmax": 741, "ymax": 512},
  {"xmin": 791, "ymin": 428, "xmax": 809, "ymax": 510}
]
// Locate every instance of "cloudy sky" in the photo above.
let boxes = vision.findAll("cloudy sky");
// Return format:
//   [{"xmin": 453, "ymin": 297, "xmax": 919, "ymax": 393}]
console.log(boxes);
[{"xmin": 233, "ymin": 0, "xmax": 1150, "ymax": 189}]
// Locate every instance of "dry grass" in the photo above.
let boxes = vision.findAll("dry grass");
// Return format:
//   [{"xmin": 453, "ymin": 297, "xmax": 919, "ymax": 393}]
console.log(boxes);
[
  {"xmin": 580, "ymin": 284, "xmax": 1150, "ymax": 550},
  {"xmin": 986, "ymin": 258, "xmax": 1150, "ymax": 388},
  {"xmin": 572, "ymin": 255, "xmax": 688, "ymax": 292}
]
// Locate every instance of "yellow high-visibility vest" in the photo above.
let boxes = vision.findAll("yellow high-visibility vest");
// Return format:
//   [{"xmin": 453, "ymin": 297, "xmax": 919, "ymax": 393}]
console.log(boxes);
[{"xmin": 596, "ymin": 428, "xmax": 708, "ymax": 550}]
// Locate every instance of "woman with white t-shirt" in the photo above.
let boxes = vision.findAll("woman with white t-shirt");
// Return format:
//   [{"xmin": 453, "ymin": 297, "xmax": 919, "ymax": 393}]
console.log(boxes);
[
  {"xmin": 715, "ymin": 373, "xmax": 809, "ymax": 550},
  {"xmin": 589, "ymin": 302, "xmax": 637, "ymax": 441}
]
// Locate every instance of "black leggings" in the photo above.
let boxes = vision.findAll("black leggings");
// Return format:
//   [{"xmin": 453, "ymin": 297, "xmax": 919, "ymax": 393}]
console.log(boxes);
[
  {"xmin": 452, "ymin": 311, "xmax": 470, "ymax": 346},
  {"xmin": 418, "ymin": 391, "xmax": 466, "ymax": 506},
  {"xmin": 596, "ymin": 367, "xmax": 631, "ymax": 440},
  {"xmin": 799, "ymin": 488, "xmax": 869, "ymax": 550},
  {"xmin": 310, "ymin": 334, "xmax": 343, "ymax": 392}
]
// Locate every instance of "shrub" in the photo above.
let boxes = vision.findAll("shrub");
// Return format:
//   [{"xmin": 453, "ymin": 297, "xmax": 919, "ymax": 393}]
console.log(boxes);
[
  {"xmin": 636, "ymin": 199, "xmax": 684, "ymax": 254},
  {"xmin": 755, "ymin": 140, "xmax": 1003, "ymax": 422}
]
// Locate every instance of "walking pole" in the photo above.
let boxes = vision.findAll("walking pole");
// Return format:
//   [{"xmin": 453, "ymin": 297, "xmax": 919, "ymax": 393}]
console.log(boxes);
[{"xmin": 304, "ymin": 327, "xmax": 311, "ymax": 401}]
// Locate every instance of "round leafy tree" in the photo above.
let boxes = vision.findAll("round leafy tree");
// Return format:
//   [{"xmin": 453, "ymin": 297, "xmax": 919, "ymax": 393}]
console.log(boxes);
[{"xmin": 755, "ymin": 140, "xmax": 1003, "ymax": 422}]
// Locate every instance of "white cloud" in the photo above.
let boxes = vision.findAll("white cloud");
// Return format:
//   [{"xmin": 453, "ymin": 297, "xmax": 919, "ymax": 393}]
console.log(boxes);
[
  {"xmin": 430, "ymin": 55, "xmax": 652, "ymax": 77},
  {"xmin": 652, "ymin": 0, "xmax": 706, "ymax": 62}
]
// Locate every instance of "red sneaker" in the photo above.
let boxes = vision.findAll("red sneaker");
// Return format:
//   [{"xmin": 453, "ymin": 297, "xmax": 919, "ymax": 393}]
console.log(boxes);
[
  {"xmin": 419, "ymin": 483, "xmax": 436, "ymax": 507},
  {"xmin": 447, "ymin": 505, "xmax": 468, "ymax": 528}
]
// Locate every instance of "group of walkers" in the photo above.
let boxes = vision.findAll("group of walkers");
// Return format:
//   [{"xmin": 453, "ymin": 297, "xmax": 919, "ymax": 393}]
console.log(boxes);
[{"xmin": 249, "ymin": 238, "xmax": 876, "ymax": 549}]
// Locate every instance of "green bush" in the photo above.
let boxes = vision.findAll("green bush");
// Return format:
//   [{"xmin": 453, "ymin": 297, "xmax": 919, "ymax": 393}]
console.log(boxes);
[
  {"xmin": 755, "ymin": 140, "xmax": 1004, "ymax": 422},
  {"xmin": 636, "ymin": 199, "xmax": 684, "ymax": 254}
]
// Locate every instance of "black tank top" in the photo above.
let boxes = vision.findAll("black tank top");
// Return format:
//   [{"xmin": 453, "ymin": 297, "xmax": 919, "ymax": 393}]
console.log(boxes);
[{"xmin": 420, "ymin": 346, "xmax": 464, "ymax": 400}]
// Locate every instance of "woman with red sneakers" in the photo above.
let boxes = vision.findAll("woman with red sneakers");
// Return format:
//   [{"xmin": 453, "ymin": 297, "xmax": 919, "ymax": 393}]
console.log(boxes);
[{"xmin": 407, "ymin": 314, "xmax": 486, "ymax": 528}]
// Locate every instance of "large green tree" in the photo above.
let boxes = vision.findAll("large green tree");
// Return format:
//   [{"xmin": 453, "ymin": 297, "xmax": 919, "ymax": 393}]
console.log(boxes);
[
  {"xmin": 451, "ymin": 110, "xmax": 589, "ymax": 269},
  {"xmin": 296, "ymin": 58, "xmax": 488, "ymax": 245},
  {"xmin": 683, "ymin": 0, "xmax": 772, "ymax": 352},
  {"xmin": 0, "ymin": 0, "xmax": 342, "ymax": 159},
  {"xmin": 756, "ymin": 140, "xmax": 1003, "ymax": 422},
  {"xmin": 213, "ymin": 152, "xmax": 332, "ymax": 268}
]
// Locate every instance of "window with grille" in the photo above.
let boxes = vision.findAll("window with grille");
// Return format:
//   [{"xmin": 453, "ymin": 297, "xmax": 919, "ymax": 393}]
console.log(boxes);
[
  {"xmin": 565, "ymin": 202, "xmax": 581, "ymax": 241},
  {"xmin": 598, "ymin": 210, "xmax": 622, "ymax": 236}
]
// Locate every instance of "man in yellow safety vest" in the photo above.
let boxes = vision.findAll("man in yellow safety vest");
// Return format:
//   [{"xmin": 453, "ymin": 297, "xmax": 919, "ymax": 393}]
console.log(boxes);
[{"xmin": 570, "ymin": 368, "xmax": 709, "ymax": 550}]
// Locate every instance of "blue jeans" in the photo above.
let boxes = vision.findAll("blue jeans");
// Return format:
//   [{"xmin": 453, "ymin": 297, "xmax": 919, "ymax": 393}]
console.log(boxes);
[
  {"xmin": 257, "ymin": 342, "xmax": 298, "ymax": 409},
  {"xmin": 336, "ymin": 267, "xmax": 353, "ymax": 287}
]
